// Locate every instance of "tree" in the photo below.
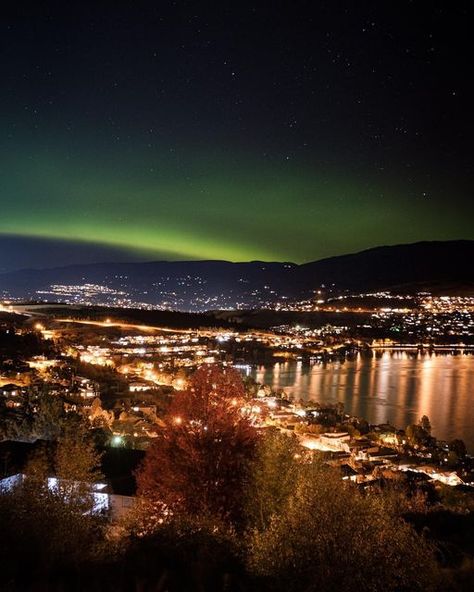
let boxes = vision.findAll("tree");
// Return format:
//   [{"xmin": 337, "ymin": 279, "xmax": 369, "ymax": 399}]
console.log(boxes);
[
  {"xmin": 449, "ymin": 438, "xmax": 467, "ymax": 459},
  {"xmin": 335, "ymin": 401, "xmax": 345, "ymax": 422},
  {"xmin": 445, "ymin": 450, "xmax": 460, "ymax": 468},
  {"xmin": 356, "ymin": 418, "xmax": 369, "ymax": 434},
  {"xmin": 245, "ymin": 429, "xmax": 301, "ymax": 531},
  {"xmin": 15, "ymin": 383, "xmax": 68, "ymax": 442},
  {"xmin": 0, "ymin": 432, "xmax": 107, "ymax": 587},
  {"xmin": 248, "ymin": 457, "xmax": 437, "ymax": 592},
  {"xmin": 419, "ymin": 415, "xmax": 432, "ymax": 435},
  {"xmin": 344, "ymin": 423, "xmax": 361, "ymax": 439},
  {"xmin": 136, "ymin": 365, "xmax": 258, "ymax": 526},
  {"xmin": 54, "ymin": 421, "xmax": 104, "ymax": 511},
  {"xmin": 406, "ymin": 423, "xmax": 429, "ymax": 448}
]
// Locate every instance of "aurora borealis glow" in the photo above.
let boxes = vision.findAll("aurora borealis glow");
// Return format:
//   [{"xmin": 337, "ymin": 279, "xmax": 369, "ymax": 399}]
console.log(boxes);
[{"xmin": 1, "ymin": 3, "xmax": 473, "ymax": 269}]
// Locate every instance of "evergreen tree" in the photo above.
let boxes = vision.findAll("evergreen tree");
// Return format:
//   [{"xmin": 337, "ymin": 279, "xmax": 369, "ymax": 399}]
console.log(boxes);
[{"xmin": 419, "ymin": 415, "xmax": 432, "ymax": 435}]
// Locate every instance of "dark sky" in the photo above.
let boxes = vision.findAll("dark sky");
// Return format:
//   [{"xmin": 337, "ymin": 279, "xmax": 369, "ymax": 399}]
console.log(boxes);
[{"xmin": 0, "ymin": 1, "xmax": 473, "ymax": 270}]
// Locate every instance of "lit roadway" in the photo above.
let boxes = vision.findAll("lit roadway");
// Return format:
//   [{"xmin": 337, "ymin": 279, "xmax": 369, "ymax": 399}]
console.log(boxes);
[
  {"xmin": 3, "ymin": 304, "xmax": 210, "ymax": 335},
  {"xmin": 6, "ymin": 303, "xmax": 471, "ymax": 352},
  {"xmin": 53, "ymin": 318, "xmax": 299, "ymax": 343},
  {"xmin": 55, "ymin": 318, "xmax": 196, "ymax": 335},
  {"xmin": 1, "ymin": 303, "xmax": 343, "ymax": 350}
]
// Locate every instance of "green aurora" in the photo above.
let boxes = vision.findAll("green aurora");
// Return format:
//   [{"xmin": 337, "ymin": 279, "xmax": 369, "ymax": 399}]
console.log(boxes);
[
  {"xmin": 1, "ymin": 5, "xmax": 473, "ymax": 267},
  {"xmin": 1, "ymin": 139, "xmax": 471, "ymax": 263}
]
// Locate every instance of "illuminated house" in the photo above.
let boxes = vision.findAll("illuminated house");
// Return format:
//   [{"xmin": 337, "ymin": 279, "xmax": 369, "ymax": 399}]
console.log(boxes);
[
  {"xmin": 0, "ymin": 473, "xmax": 135, "ymax": 521},
  {"xmin": 319, "ymin": 432, "xmax": 351, "ymax": 452}
]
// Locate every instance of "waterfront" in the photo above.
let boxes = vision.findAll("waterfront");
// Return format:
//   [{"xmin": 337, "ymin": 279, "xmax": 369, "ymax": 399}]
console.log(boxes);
[{"xmin": 252, "ymin": 351, "xmax": 474, "ymax": 451}]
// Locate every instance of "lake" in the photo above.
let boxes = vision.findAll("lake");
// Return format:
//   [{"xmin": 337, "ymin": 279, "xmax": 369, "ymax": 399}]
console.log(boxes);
[{"xmin": 250, "ymin": 351, "xmax": 474, "ymax": 451}]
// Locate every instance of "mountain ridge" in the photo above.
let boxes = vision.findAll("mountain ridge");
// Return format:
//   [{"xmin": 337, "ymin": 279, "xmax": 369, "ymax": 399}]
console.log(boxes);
[
  {"xmin": 4, "ymin": 239, "xmax": 473, "ymax": 274},
  {"xmin": 1, "ymin": 240, "xmax": 473, "ymax": 310}
]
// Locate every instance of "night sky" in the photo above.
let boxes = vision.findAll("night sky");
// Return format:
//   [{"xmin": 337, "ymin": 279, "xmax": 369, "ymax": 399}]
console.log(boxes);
[{"xmin": 1, "ymin": 1, "xmax": 473, "ymax": 270}]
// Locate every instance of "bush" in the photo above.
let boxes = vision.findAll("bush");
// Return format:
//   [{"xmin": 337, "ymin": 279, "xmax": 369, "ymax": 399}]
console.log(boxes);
[{"xmin": 246, "ymin": 434, "xmax": 438, "ymax": 592}]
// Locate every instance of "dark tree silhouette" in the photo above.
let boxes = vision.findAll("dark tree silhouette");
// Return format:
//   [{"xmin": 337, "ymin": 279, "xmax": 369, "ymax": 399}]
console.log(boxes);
[{"xmin": 419, "ymin": 415, "xmax": 432, "ymax": 435}]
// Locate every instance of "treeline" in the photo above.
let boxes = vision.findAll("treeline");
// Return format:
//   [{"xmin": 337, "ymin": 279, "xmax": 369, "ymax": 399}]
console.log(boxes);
[
  {"xmin": 0, "ymin": 385, "xmax": 68, "ymax": 442},
  {"xmin": 0, "ymin": 328, "xmax": 54, "ymax": 359}
]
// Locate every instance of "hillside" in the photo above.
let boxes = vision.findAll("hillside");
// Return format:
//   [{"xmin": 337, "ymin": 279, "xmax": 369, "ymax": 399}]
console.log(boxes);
[{"xmin": 0, "ymin": 240, "xmax": 472, "ymax": 310}]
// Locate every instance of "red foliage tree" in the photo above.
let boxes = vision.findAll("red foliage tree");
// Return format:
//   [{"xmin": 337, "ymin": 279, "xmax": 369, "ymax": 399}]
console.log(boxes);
[{"xmin": 136, "ymin": 365, "xmax": 258, "ymax": 525}]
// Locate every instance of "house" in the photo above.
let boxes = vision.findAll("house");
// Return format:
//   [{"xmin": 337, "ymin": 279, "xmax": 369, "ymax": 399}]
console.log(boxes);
[
  {"xmin": 398, "ymin": 463, "xmax": 465, "ymax": 487},
  {"xmin": 74, "ymin": 376, "xmax": 98, "ymax": 399},
  {"xmin": 129, "ymin": 380, "xmax": 155, "ymax": 392},
  {"xmin": 356, "ymin": 446, "xmax": 399, "ymax": 462},
  {"xmin": 0, "ymin": 383, "xmax": 23, "ymax": 397},
  {"xmin": 339, "ymin": 464, "xmax": 359, "ymax": 482},
  {"xmin": 0, "ymin": 473, "xmax": 136, "ymax": 521},
  {"xmin": 319, "ymin": 432, "xmax": 351, "ymax": 452}
]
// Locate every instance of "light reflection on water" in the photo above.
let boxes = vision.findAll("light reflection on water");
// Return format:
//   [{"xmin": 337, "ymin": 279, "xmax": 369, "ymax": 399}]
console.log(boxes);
[{"xmin": 250, "ymin": 351, "xmax": 474, "ymax": 451}]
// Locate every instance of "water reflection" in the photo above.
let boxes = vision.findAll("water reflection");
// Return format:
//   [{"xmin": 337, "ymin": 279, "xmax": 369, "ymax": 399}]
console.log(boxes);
[{"xmin": 251, "ymin": 351, "xmax": 474, "ymax": 450}]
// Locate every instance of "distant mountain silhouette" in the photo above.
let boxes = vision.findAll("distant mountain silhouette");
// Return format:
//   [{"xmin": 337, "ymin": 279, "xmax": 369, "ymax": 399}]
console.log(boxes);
[
  {"xmin": 0, "ymin": 240, "xmax": 472, "ymax": 310},
  {"xmin": 0, "ymin": 235, "xmax": 152, "ymax": 273},
  {"xmin": 299, "ymin": 240, "xmax": 474, "ymax": 292}
]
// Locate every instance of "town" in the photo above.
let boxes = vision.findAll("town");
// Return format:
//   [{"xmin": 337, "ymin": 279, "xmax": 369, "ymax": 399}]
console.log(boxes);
[{"xmin": 2, "ymin": 301, "xmax": 474, "ymax": 508}]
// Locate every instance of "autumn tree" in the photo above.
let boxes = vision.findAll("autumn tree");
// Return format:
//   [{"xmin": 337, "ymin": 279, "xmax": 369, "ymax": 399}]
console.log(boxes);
[
  {"xmin": 245, "ymin": 429, "xmax": 301, "ymax": 531},
  {"xmin": 247, "ymin": 443, "xmax": 438, "ymax": 592},
  {"xmin": 17, "ymin": 383, "xmax": 68, "ymax": 441},
  {"xmin": 0, "ymin": 428, "xmax": 107, "ymax": 586},
  {"xmin": 54, "ymin": 421, "xmax": 104, "ymax": 511},
  {"xmin": 136, "ymin": 364, "xmax": 258, "ymax": 526}
]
